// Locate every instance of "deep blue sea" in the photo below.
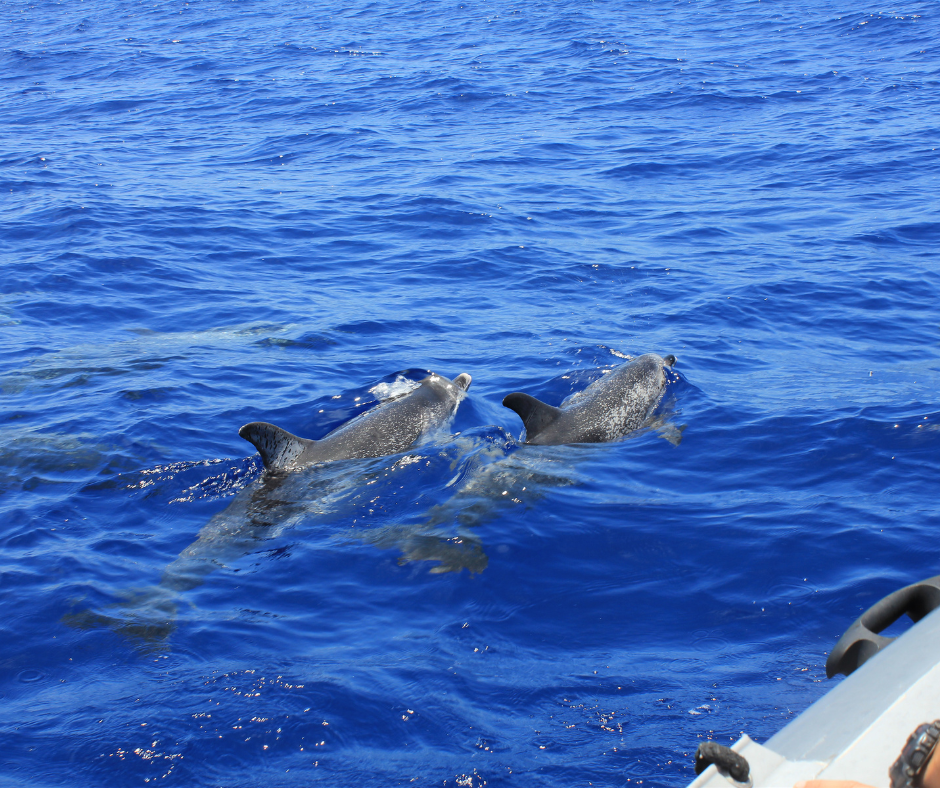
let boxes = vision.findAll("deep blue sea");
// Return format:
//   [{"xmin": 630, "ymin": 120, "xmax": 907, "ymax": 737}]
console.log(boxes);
[{"xmin": 2, "ymin": 0, "xmax": 939, "ymax": 786}]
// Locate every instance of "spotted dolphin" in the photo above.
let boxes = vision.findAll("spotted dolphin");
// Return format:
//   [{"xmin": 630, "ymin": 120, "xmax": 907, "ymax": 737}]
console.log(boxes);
[
  {"xmin": 240, "ymin": 371, "xmax": 472, "ymax": 471},
  {"xmin": 502, "ymin": 353, "xmax": 675, "ymax": 445}
]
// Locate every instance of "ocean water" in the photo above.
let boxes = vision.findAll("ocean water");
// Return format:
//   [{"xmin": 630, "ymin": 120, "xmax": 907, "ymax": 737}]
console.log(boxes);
[{"xmin": 2, "ymin": 0, "xmax": 939, "ymax": 785}]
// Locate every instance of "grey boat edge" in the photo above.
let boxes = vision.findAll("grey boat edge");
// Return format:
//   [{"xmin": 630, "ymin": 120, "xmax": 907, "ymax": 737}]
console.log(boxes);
[{"xmin": 687, "ymin": 575, "xmax": 940, "ymax": 788}]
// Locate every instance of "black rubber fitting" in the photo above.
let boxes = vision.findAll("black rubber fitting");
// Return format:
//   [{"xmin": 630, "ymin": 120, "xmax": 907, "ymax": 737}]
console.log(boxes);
[{"xmin": 694, "ymin": 741, "xmax": 750, "ymax": 783}]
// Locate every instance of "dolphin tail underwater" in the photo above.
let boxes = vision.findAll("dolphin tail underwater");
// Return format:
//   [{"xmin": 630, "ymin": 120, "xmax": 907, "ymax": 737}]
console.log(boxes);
[
  {"xmin": 62, "ymin": 585, "xmax": 179, "ymax": 651},
  {"xmin": 239, "ymin": 372, "xmax": 472, "ymax": 471},
  {"xmin": 503, "ymin": 353, "xmax": 677, "ymax": 445}
]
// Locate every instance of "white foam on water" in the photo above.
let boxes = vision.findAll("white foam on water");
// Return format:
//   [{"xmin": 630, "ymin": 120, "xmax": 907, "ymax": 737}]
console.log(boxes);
[{"xmin": 369, "ymin": 374, "xmax": 420, "ymax": 401}]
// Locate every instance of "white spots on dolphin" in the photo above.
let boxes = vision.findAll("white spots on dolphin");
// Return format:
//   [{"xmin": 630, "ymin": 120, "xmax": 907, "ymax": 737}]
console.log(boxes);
[{"xmin": 503, "ymin": 353, "xmax": 676, "ymax": 445}]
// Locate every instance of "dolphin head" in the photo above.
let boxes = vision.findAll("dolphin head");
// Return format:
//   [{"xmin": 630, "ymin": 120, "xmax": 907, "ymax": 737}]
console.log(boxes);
[{"xmin": 421, "ymin": 372, "xmax": 472, "ymax": 401}]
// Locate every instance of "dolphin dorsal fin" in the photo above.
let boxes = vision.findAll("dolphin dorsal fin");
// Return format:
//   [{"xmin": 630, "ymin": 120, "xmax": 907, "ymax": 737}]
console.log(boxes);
[
  {"xmin": 238, "ymin": 422, "xmax": 312, "ymax": 471},
  {"xmin": 502, "ymin": 393, "xmax": 563, "ymax": 441}
]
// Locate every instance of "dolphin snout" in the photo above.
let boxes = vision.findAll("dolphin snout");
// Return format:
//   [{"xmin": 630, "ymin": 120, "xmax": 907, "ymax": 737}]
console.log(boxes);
[
  {"xmin": 663, "ymin": 354, "xmax": 677, "ymax": 367},
  {"xmin": 454, "ymin": 373, "xmax": 472, "ymax": 391}
]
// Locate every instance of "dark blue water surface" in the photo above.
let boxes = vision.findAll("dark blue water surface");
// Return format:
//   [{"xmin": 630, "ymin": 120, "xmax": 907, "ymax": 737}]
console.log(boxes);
[{"xmin": 3, "ymin": 0, "xmax": 940, "ymax": 785}]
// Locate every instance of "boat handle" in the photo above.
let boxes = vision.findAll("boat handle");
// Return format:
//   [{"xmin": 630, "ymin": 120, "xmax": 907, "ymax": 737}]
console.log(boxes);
[{"xmin": 826, "ymin": 575, "xmax": 940, "ymax": 678}]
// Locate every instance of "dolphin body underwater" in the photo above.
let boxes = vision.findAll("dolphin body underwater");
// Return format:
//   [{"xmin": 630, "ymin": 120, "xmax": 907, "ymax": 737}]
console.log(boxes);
[
  {"xmin": 502, "ymin": 353, "xmax": 676, "ymax": 445},
  {"xmin": 65, "ymin": 371, "xmax": 475, "ymax": 645},
  {"xmin": 239, "ymin": 372, "xmax": 472, "ymax": 470},
  {"xmin": 165, "ymin": 371, "xmax": 474, "ymax": 582}
]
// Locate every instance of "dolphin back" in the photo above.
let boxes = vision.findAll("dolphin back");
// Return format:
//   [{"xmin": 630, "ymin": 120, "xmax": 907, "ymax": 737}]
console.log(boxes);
[
  {"xmin": 503, "ymin": 353, "xmax": 675, "ymax": 445},
  {"xmin": 502, "ymin": 392, "xmax": 563, "ymax": 443},
  {"xmin": 238, "ymin": 422, "xmax": 314, "ymax": 471},
  {"xmin": 239, "ymin": 371, "xmax": 472, "ymax": 471}
]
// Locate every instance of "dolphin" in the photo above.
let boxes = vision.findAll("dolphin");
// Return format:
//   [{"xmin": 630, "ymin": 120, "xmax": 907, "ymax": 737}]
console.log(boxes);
[
  {"xmin": 240, "ymin": 371, "xmax": 472, "ymax": 471},
  {"xmin": 63, "ymin": 371, "xmax": 475, "ymax": 647},
  {"xmin": 502, "ymin": 353, "xmax": 676, "ymax": 445}
]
